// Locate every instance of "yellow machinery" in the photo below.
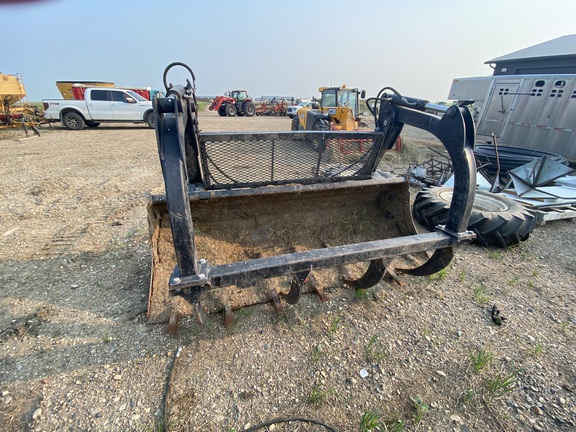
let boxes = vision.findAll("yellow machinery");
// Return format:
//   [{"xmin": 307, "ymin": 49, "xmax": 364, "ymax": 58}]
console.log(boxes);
[
  {"xmin": 1, "ymin": 73, "xmax": 26, "ymax": 106},
  {"xmin": 291, "ymin": 85, "xmax": 365, "ymax": 132},
  {"xmin": 55, "ymin": 81, "xmax": 116, "ymax": 99},
  {"xmin": 0, "ymin": 73, "xmax": 44, "ymax": 134}
]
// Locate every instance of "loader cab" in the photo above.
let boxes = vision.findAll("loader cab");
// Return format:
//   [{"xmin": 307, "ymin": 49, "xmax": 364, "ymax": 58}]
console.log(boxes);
[{"xmin": 319, "ymin": 85, "xmax": 365, "ymax": 117}]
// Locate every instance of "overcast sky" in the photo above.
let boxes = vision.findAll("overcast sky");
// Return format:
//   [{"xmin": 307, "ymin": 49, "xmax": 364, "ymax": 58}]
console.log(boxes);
[{"xmin": 2, "ymin": 0, "xmax": 575, "ymax": 103}]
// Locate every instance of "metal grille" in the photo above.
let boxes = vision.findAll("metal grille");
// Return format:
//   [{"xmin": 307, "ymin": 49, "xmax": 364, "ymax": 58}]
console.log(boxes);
[{"xmin": 198, "ymin": 131, "xmax": 384, "ymax": 189}]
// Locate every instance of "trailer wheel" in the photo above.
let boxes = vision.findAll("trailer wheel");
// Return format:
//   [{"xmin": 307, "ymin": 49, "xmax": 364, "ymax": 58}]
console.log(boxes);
[
  {"xmin": 145, "ymin": 111, "xmax": 156, "ymax": 129},
  {"xmin": 244, "ymin": 102, "xmax": 256, "ymax": 117},
  {"xmin": 62, "ymin": 112, "xmax": 85, "ymax": 130},
  {"xmin": 413, "ymin": 187, "xmax": 537, "ymax": 248},
  {"xmin": 226, "ymin": 104, "xmax": 237, "ymax": 117}
]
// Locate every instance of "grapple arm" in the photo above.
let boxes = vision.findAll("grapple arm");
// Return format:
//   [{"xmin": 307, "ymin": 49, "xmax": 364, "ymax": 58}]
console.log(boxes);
[
  {"xmin": 372, "ymin": 93, "xmax": 476, "ymax": 236},
  {"xmin": 366, "ymin": 92, "xmax": 477, "ymax": 276}
]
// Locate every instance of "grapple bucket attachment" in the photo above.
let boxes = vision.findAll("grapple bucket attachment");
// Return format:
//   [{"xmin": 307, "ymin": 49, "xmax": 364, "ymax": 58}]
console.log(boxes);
[
  {"xmin": 148, "ymin": 176, "xmax": 421, "ymax": 321},
  {"xmin": 147, "ymin": 63, "xmax": 478, "ymax": 325}
]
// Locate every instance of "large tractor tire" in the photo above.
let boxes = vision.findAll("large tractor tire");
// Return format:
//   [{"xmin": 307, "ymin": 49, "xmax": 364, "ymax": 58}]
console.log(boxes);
[
  {"xmin": 244, "ymin": 101, "xmax": 256, "ymax": 117},
  {"xmin": 311, "ymin": 119, "xmax": 330, "ymax": 152},
  {"xmin": 217, "ymin": 106, "xmax": 227, "ymax": 117},
  {"xmin": 413, "ymin": 187, "xmax": 537, "ymax": 248},
  {"xmin": 225, "ymin": 104, "xmax": 237, "ymax": 117},
  {"xmin": 290, "ymin": 115, "xmax": 300, "ymax": 131}
]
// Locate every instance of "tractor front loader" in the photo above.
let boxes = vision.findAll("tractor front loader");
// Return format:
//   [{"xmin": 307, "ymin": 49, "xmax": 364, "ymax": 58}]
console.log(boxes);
[
  {"xmin": 208, "ymin": 89, "xmax": 255, "ymax": 117},
  {"xmin": 147, "ymin": 63, "xmax": 477, "ymax": 329}
]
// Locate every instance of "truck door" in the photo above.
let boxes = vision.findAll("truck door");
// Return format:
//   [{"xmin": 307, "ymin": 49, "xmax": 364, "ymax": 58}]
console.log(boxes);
[
  {"xmin": 109, "ymin": 90, "xmax": 141, "ymax": 120},
  {"xmin": 87, "ymin": 89, "xmax": 115, "ymax": 120}
]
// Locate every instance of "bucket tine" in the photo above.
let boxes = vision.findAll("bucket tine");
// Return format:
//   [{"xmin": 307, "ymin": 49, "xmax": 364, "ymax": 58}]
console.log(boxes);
[
  {"xmin": 397, "ymin": 247, "xmax": 454, "ymax": 276},
  {"xmin": 286, "ymin": 270, "xmax": 310, "ymax": 304},
  {"xmin": 193, "ymin": 302, "xmax": 207, "ymax": 325},
  {"xmin": 341, "ymin": 259, "xmax": 387, "ymax": 290}
]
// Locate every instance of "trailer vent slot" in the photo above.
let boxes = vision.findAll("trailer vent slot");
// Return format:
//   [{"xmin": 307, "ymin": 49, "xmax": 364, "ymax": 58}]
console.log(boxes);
[{"xmin": 554, "ymin": 80, "xmax": 566, "ymax": 87}]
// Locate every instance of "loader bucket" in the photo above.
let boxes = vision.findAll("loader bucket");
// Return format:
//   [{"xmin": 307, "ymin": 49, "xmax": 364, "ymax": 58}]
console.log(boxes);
[
  {"xmin": 147, "ymin": 63, "xmax": 477, "ymax": 326},
  {"xmin": 147, "ymin": 176, "xmax": 422, "ymax": 322}
]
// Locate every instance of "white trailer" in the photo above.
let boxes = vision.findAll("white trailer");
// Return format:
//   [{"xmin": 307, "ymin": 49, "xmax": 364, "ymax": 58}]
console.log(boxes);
[{"xmin": 448, "ymin": 74, "xmax": 576, "ymax": 163}]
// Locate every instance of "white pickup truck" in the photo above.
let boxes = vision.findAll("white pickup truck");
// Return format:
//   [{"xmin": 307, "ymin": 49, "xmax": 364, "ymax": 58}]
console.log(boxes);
[{"xmin": 43, "ymin": 87, "xmax": 155, "ymax": 130}]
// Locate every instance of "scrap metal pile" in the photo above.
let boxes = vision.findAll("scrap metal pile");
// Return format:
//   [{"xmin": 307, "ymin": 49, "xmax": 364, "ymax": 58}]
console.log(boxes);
[
  {"xmin": 501, "ymin": 155, "xmax": 576, "ymax": 224},
  {"xmin": 407, "ymin": 140, "xmax": 576, "ymax": 243}
]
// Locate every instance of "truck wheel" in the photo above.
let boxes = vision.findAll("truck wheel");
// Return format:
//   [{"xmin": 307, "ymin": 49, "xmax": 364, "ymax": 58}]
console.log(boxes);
[
  {"xmin": 413, "ymin": 187, "xmax": 537, "ymax": 248},
  {"xmin": 225, "ymin": 104, "xmax": 237, "ymax": 117},
  {"xmin": 218, "ymin": 106, "xmax": 227, "ymax": 117},
  {"xmin": 62, "ymin": 112, "xmax": 85, "ymax": 130},
  {"xmin": 244, "ymin": 102, "xmax": 256, "ymax": 117},
  {"xmin": 145, "ymin": 111, "xmax": 156, "ymax": 129},
  {"xmin": 86, "ymin": 121, "xmax": 100, "ymax": 128}
]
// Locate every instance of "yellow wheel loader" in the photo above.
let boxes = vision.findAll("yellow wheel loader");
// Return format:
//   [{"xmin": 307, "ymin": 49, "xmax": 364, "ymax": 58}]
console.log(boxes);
[{"xmin": 147, "ymin": 63, "xmax": 477, "ymax": 330}]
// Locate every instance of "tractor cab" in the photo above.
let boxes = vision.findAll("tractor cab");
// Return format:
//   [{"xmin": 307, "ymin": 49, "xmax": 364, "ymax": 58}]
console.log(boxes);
[{"xmin": 230, "ymin": 90, "xmax": 248, "ymax": 102}]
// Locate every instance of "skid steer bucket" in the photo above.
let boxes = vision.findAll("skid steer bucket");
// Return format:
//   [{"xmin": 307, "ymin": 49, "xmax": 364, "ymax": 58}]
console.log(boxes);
[{"xmin": 147, "ymin": 63, "xmax": 478, "ymax": 326}]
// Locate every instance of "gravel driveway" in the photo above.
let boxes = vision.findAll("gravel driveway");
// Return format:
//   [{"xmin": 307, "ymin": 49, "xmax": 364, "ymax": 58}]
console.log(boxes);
[{"xmin": 0, "ymin": 111, "xmax": 575, "ymax": 431}]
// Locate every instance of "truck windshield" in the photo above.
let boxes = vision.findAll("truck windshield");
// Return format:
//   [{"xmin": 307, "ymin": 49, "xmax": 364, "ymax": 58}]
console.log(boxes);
[{"xmin": 126, "ymin": 90, "xmax": 147, "ymax": 102}]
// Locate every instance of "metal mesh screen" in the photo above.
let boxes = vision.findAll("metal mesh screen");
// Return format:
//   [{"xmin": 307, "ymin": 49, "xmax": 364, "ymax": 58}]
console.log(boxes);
[{"xmin": 198, "ymin": 131, "xmax": 384, "ymax": 189}]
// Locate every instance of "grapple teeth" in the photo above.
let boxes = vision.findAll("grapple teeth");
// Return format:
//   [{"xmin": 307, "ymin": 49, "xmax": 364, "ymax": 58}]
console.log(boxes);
[
  {"xmin": 286, "ymin": 270, "xmax": 310, "ymax": 304},
  {"xmin": 341, "ymin": 259, "xmax": 387, "ymax": 290},
  {"xmin": 397, "ymin": 247, "xmax": 454, "ymax": 276}
]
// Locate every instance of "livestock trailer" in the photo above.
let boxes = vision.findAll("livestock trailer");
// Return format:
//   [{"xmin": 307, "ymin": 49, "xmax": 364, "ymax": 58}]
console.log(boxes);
[{"xmin": 449, "ymin": 74, "xmax": 576, "ymax": 163}]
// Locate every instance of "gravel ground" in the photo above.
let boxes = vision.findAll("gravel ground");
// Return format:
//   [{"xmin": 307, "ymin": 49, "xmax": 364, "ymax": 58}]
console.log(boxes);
[{"xmin": 0, "ymin": 111, "xmax": 575, "ymax": 432}]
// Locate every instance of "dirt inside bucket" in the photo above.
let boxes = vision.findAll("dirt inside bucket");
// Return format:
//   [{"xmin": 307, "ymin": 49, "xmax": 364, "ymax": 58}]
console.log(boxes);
[{"xmin": 147, "ymin": 179, "xmax": 425, "ymax": 322}]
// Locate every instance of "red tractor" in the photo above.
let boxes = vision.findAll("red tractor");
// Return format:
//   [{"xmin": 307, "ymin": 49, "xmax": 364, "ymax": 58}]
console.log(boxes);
[{"xmin": 208, "ymin": 90, "xmax": 256, "ymax": 117}]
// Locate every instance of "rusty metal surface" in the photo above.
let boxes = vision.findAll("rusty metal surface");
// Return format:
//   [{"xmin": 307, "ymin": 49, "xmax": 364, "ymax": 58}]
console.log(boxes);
[
  {"xmin": 307, "ymin": 274, "xmax": 329, "ymax": 302},
  {"xmin": 167, "ymin": 308, "xmax": 179, "ymax": 335},
  {"xmin": 269, "ymin": 290, "xmax": 284, "ymax": 315},
  {"xmin": 224, "ymin": 304, "xmax": 234, "ymax": 328}
]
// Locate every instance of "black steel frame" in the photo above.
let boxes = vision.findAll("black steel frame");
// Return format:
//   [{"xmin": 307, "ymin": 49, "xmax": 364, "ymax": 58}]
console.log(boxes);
[{"xmin": 153, "ymin": 64, "xmax": 477, "ymax": 305}]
